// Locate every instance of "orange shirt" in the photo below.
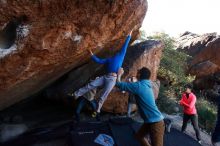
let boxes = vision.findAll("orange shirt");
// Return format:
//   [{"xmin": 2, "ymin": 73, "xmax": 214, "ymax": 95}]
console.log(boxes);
[{"xmin": 180, "ymin": 93, "xmax": 197, "ymax": 115}]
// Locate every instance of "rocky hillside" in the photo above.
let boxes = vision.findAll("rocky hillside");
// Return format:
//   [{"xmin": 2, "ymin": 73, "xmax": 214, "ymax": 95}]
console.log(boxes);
[
  {"xmin": 176, "ymin": 31, "xmax": 220, "ymax": 89},
  {"xmin": 0, "ymin": 0, "xmax": 147, "ymax": 110}
]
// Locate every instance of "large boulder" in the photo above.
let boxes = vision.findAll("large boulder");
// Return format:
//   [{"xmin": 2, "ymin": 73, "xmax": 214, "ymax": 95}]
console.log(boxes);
[
  {"xmin": 176, "ymin": 32, "xmax": 220, "ymax": 89},
  {"xmin": 189, "ymin": 61, "xmax": 220, "ymax": 78},
  {"xmin": 176, "ymin": 31, "xmax": 217, "ymax": 56},
  {"xmin": 0, "ymin": 0, "xmax": 147, "ymax": 110}
]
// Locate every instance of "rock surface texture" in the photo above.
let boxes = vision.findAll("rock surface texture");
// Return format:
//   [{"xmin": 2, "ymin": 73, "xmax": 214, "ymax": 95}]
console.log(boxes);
[
  {"xmin": 177, "ymin": 32, "xmax": 220, "ymax": 89},
  {"xmin": 0, "ymin": 0, "xmax": 147, "ymax": 110}
]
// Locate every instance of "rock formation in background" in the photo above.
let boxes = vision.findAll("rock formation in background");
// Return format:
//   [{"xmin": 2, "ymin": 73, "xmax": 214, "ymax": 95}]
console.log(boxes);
[
  {"xmin": 177, "ymin": 31, "xmax": 220, "ymax": 90},
  {"xmin": 0, "ymin": 0, "xmax": 147, "ymax": 110}
]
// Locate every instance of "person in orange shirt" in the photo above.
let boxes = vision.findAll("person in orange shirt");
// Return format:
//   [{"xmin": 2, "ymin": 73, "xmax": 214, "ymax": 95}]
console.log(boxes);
[{"xmin": 179, "ymin": 84, "xmax": 201, "ymax": 144}]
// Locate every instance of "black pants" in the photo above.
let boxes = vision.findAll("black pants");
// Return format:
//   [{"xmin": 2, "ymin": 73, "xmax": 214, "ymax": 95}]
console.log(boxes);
[
  {"xmin": 181, "ymin": 114, "xmax": 201, "ymax": 141},
  {"xmin": 212, "ymin": 125, "xmax": 220, "ymax": 144},
  {"xmin": 212, "ymin": 102, "xmax": 220, "ymax": 143},
  {"xmin": 75, "ymin": 97, "xmax": 96, "ymax": 121}
]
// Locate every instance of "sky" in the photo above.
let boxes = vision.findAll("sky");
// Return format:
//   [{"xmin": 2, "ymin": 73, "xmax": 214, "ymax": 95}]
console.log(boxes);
[{"xmin": 141, "ymin": 0, "xmax": 220, "ymax": 37}]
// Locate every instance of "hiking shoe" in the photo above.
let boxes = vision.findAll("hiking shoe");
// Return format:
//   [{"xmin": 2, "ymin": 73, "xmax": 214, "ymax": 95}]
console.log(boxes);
[
  {"xmin": 68, "ymin": 92, "xmax": 79, "ymax": 100},
  {"xmin": 68, "ymin": 92, "xmax": 73, "ymax": 96},
  {"xmin": 91, "ymin": 111, "xmax": 100, "ymax": 121},
  {"xmin": 164, "ymin": 118, "xmax": 172, "ymax": 133},
  {"xmin": 92, "ymin": 111, "xmax": 97, "ymax": 118}
]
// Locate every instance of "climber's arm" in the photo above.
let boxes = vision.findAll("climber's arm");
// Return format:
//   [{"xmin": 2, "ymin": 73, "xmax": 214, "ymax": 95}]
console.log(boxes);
[
  {"xmin": 118, "ymin": 30, "xmax": 133, "ymax": 57},
  {"xmin": 88, "ymin": 48, "xmax": 108, "ymax": 64}
]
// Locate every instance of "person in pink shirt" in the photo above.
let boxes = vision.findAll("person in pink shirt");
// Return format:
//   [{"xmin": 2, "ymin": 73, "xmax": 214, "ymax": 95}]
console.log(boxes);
[{"xmin": 179, "ymin": 84, "xmax": 201, "ymax": 144}]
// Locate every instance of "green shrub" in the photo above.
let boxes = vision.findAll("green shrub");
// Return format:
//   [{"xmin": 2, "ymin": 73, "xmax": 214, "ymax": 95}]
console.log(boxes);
[
  {"xmin": 145, "ymin": 32, "xmax": 194, "ymax": 86},
  {"xmin": 156, "ymin": 85, "xmax": 182, "ymax": 114},
  {"xmin": 196, "ymin": 98, "xmax": 217, "ymax": 133}
]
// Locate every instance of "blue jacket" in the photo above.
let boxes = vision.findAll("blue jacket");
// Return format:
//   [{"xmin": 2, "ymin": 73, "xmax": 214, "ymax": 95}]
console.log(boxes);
[
  {"xmin": 91, "ymin": 35, "xmax": 131, "ymax": 73},
  {"xmin": 116, "ymin": 80, "xmax": 164, "ymax": 123}
]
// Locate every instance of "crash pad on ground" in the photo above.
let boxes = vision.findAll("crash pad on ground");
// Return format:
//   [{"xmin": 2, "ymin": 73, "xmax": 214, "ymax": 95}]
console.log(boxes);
[{"xmin": 1, "ymin": 117, "xmax": 203, "ymax": 146}]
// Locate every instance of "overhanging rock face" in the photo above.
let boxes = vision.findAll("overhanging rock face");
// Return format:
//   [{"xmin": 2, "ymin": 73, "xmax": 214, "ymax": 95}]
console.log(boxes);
[{"xmin": 0, "ymin": 0, "xmax": 147, "ymax": 110}]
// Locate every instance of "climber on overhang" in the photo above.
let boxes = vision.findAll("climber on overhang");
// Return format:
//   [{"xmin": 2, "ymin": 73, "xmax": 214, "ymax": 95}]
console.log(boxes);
[{"xmin": 69, "ymin": 29, "xmax": 133, "ymax": 119}]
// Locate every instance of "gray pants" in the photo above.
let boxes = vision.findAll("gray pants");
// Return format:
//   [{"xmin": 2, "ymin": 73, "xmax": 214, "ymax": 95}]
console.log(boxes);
[{"xmin": 74, "ymin": 75, "xmax": 117, "ymax": 113}]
